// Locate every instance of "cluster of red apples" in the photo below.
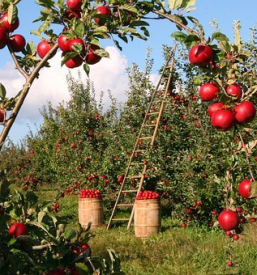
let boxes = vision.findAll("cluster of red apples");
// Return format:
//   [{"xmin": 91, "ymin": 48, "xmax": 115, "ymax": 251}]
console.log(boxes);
[
  {"xmin": 79, "ymin": 188, "xmax": 102, "ymax": 198},
  {"xmin": 0, "ymin": 0, "xmax": 125, "ymax": 69},
  {"xmin": 136, "ymin": 190, "xmax": 159, "ymax": 200},
  {"xmin": 0, "ymin": 13, "xmax": 25, "ymax": 52},
  {"xmin": 189, "ymin": 44, "xmax": 256, "ymax": 131},
  {"xmin": 38, "ymin": 0, "xmax": 110, "ymax": 68}
]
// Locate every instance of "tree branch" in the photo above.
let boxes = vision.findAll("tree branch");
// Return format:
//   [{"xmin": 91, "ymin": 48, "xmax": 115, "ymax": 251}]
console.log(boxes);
[
  {"xmin": 7, "ymin": 40, "xmax": 29, "ymax": 81},
  {"xmin": 0, "ymin": 43, "xmax": 59, "ymax": 150},
  {"xmin": 152, "ymin": 10, "xmax": 206, "ymax": 44}
]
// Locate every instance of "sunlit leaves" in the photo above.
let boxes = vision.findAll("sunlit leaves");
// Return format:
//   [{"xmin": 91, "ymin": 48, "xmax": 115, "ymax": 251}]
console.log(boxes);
[
  {"xmin": 7, "ymin": 3, "xmax": 18, "ymax": 24},
  {"xmin": 169, "ymin": 0, "xmax": 196, "ymax": 11},
  {"xmin": 0, "ymin": 84, "xmax": 6, "ymax": 100}
]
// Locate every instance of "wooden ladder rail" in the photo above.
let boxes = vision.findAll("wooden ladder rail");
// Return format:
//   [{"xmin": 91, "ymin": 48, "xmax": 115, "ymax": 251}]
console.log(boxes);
[{"xmin": 107, "ymin": 45, "xmax": 177, "ymax": 230}]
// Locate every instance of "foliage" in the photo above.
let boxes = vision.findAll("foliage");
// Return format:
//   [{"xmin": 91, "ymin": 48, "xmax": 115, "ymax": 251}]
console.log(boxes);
[{"xmin": 2, "ymin": 43, "xmax": 257, "ymax": 227}]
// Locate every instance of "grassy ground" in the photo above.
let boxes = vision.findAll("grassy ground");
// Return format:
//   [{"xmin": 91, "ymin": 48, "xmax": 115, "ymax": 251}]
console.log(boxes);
[
  {"xmin": 89, "ymin": 222, "xmax": 257, "ymax": 275},
  {"xmin": 36, "ymin": 188, "xmax": 257, "ymax": 275}
]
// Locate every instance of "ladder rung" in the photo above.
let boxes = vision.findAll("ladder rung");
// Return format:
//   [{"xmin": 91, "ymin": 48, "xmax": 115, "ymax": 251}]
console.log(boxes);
[
  {"xmin": 139, "ymin": 136, "xmax": 152, "ymax": 139},
  {"xmin": 126, "ymin": 175, "xmax": 142, "ymax": 179},
  {"xmin": 134, "ymin": 149, "xmax": 146, "ymax": 153},
  {"xmin": 112, "ymin": 218, "xmax": 130, "ymax": 221},
  {"xmin": 144, "ymin": 124, "xmax": 156, "ymax": 127},
  {"xmin": 122, "ymin": 190, "xmax": 138, "ymax": 193},
  {"xmin": 147, "ymin": 112, "xmax": 159, "ymax": 115},
  {"xmin": 117, "ymin": 204, "xmax": 134, "ymax": 207}
]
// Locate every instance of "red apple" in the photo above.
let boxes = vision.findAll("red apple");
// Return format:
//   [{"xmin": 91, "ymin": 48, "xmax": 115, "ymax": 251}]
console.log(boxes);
[
  {"xmin": 94, "ymin": 6, "xmax": 112, "ymax": 26},
  {"xmin": 228, "ymin": 261, "xmax": 233, "ymax": 267},
  {"xmin": 199, "ymin": 82, "xmax": 220, "ymax": 101},
  {"xmin": 0, "ymin": 27, "xmax": 7, "ymax": 49},
  {"xmin": 81, "ymin": 243, "xmax": 91, "ymax": 256},
  {"xmin": 37, "ymin": 41, "xmax": 55, "ymax": 59},
  {"xmin": 226, "ymin": 230, "xmax": 232, "ymax": 236},
  {"xmin": 64, "ymin": 9, "xmax": 81, "ymax": 19},
  {"xmin": 85, "ymin": 44, "xmax": 101, "ymax": 65},
  {"xmin": 58, "ymin": 35, "xmax": 70, "ymax": 52},
  {"xmin": 218, "ymin": 210, "xmax": 239, "ymax": 231},
  {"xmin": 238, "ymin": 179, "xmax": 251, "ymax": 198},
  {"xmin": 234, "ymin": 101, "xmax": 256, "ymax": 124},
  {"xmin": 69, "ymin": 38, "xmax": 84, "ymax": 52},
  {"xmin": 208, "ymin": 102, "xmax": 225, "ymax": 117},
  {"xmin": 226, "ymin": 83, "xmax": 243, "ymax": 101},
  {"xmin": 9, "ymin": 34, "xmax": 26, "ymax": 52},
  {"xmin": 65, "ymin": 55, "xmax": 83, "ymax": 68},
  {"xmin": 211, "ymin": 109, "xmax": 235, "ymax": 131},
  {"xmin": 9, "ymin": 223, "xmax": 28, "ymax": 238},
  {"xmin": 188, "ymin": 45, "xmax": 213, "ymax": 66},
  {"xmin": 233, "ymin": 234, "xmax": 239, "ymax": 240},
  {"xmin": 67, "ymin": 0, "xmax": 82, "ymax": 11},
  {"xmin": 116, "ymin": 11, "xmax": 132, "ymax": 26},
  {"xmin": 0, "ymin": 13, "xmax": 19, "ymax": 32}
]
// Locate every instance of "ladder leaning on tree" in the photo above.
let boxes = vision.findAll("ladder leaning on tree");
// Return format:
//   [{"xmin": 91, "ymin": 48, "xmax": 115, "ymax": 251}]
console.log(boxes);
[{"xmin": 107, "ymin": 45, "xmax": 177, "ymax": 230}]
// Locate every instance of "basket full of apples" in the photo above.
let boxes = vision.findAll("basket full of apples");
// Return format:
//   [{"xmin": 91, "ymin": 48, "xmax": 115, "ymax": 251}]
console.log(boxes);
[
  {"xmin": 134, "ymin": 190, "xmax": 161, "ymax": 238},
  {"xmin": 78, "ymin": 189, "xmax": 103, "ymax": 229}
]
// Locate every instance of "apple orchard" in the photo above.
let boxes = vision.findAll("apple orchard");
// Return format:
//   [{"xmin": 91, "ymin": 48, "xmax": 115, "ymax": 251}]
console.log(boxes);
[{"xmin": 1, "ymin": 0, "xmax": 257, "ymax": 273}]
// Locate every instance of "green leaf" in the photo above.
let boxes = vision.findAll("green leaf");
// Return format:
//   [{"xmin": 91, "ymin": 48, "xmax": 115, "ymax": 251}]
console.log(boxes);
[
  {"xmin": 181, "ymin": 0, "xmax": 196, "ymax": 10},
  {"xmin": 75, "ymin": 263, "xmax": 90, "ymax": 275},
  {"xmin": 38, "ymin": 211, "xmax": 46, "ymax": 223},
  {"xmin": 51, "ymin": 215, "xmax": 58, "ymax": 228},
  {"xmin": 113, "ymin": 39, "xmax": 122, "ymax": 51},
  {"xmin": 212, "ymin": 32, "xmax": 229, "ymax": 42},
  {"xmin": 130, "ymin": 21, "xmax": 149, "ymax": 27},
  {"xmin": 0, "ymin": 177, "xmax": 10, "ymax": 198},
  {"xmin": 187, "ymin": 16, "xmax": 205, "ymax": 37},
  {"xmin": 169, "ymin": 0, "xmax": 183, "ymax": 10},
  {"xmin": 119, "ymin": 4, "xmax": 138, "ymax": 13},
  {"xmin": 118, "ymin": 34, "xmax": 128, "ymax": 43},
  {"xmin": 38, "ymin": 20, "xmax": 51, "ymax": 33},
  {"xmin": 8, "ymin": 238, "xmax": 17, "ymax": 246},
  {"xmin": 130, "ymin": 32, "xmax": 148, "ymax": 41},
  {"xmin": 218, "ymin": 41, "xmax": 231, "ymax": 53},
  {"xmin": 28, "ymin": 221, "xmax": 55, "ymax": 239},
  {"xmin": 74, "ymin": 21, "xmax": 85, "ymax": 38},
  {"xmin": 37, "ymin": 0, "xmax": 55, "ymax": 8},
  {"xmin": 83, "ymin": 63, "xmax": 90, "ymax": 76},
  {"xmin": 0, "ymin": 83, "xmax": 6, "ymax": 99},
  {"xmin": 61, "ymin": 52, "xmax": 79, "ymax": 66},
  {"xmin": 234, "ymin": 20, "xmax": 242, "ymax": 50},
  {"xmin": 170, "ymin": 31, "xmax": 188, "ymax": 42},
  {"xmin": 107, "ymin": 248, "xmax": 122, "ymax": 273},
  {"xmin": 8, "ymin": 4, "xmax": 18, "ymax": 24},
  {"xmin": 64, "ymin": 228, "xmax": 77, "ymax": 240},
  {"xmin": 94, "ymin": 49, "xmax": 110, "ymax": 58},
  {"xmin": 26, "ymin": 42, "xmax": 37, "ymax": 56},
  {"xmin": 40, "ymin": 8, "xmax": 53, "ymax": 15},
  {"xmin": 184, "ymin": 34, "xmax": 201, "ymax": 47},
  {"xmin": 16, "ymin": 235, "xmax": 34, "ymax": 243}
]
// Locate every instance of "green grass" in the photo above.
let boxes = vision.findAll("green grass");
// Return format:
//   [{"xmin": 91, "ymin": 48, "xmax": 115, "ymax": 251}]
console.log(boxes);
[
  {"xmin": 35, "ymin": 189, "xmax": 257, "ymax": 274},
  {"xmin": 88, "ymin": 222, "xmax": 257, "ymax": 275}
]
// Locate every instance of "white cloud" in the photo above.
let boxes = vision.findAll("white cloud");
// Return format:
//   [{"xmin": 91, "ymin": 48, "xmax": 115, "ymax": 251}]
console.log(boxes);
[
  {"xmin": 0, "ymin": 46, "xmax": 160, "ymax": 144},
  {"xmin": 0, "ymin": 46, "xmax": 130, "ymax": 143}
]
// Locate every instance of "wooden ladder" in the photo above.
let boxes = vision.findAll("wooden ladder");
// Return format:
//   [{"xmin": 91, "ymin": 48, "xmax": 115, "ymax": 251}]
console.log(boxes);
[{"xmin": 107, "ymin": 46, "xmax": 177, "ymax": 230}]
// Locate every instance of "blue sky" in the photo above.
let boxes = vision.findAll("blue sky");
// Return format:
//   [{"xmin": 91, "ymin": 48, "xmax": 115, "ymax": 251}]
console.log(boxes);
[
  {"xmin": 2, "ymin": 0, "xmax": 257, "ymax": 71},
  {"xmin": 1, "ymin": 0, "xmax": 257, "ymax": 144}
]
